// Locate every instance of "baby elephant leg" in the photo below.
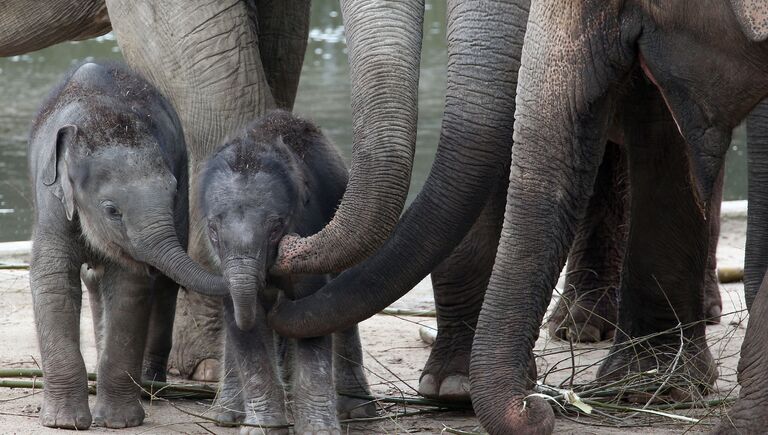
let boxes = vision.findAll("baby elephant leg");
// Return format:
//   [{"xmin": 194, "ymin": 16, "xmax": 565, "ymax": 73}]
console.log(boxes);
[
  {"xmin": 214, "ymin": 341, "xmax": 245, "ymax": 426},
  {"xmin": 92, "ymin": 264, "xmax": 153, "ymax": 428},
  {"xmin": 31, "ymin": 235, "xmax": 90, "ymax": 429},
  {"xmin": 292, "ymin": 335, "xmax": 340, "ymax": 435},
  {"xmin": 333, "ymin": 326, "xmax": 376, "ymax": 418},
  {"xmin": 222, "ymin": 297, "xmax": 288, "ymax": 435}
]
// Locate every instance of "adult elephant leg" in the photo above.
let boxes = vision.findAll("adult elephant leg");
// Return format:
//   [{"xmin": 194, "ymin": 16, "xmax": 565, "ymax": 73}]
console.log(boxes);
[
  {"xmin": 141, "ymin": 275, "xmax": 179, "ymax": 383},
  {"xmin": 547, "ymin": 141, "xmax": 628, "ymax": 343},
  {"xmin": 596, "ymin": 74, "xmax": 717, "ymax": 399},
  {"xmin": 254, "ymin": 0, "xmax": 311, "ymax": 110},
  {"xmin": 704, "ymin": 168, "xmax": 724, "ymax": 324},
  {"xmin": 107, "ymin": 0, "xmax": 276, "ymax": 380},
  {"xmin": 744, "ymin": 99, "xmax": 768, "ymax": 310},
  {"xmin": 419, "ymin": 169, "xmax": 507, "ymax": 402}
]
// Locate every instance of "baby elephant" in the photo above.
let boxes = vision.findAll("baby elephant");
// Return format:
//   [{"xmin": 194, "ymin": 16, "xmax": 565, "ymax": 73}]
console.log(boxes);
[
  {"xmin": 28, "ymin": 61, "xmax": 226, "ymax": 429},
  {"xmin": 201, "ymin": 110, "xmax": 373, "ymax": 434}
]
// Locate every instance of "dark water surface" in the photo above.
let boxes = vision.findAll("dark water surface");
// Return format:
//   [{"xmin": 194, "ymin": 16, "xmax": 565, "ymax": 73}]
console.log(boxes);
[{"xmin": 0, "ymin": 1, "xmax": 746, "ymax": 242}]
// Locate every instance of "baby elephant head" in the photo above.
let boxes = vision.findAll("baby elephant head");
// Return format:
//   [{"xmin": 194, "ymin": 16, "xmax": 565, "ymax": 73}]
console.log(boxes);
[
  {"xmin": 201, "ymin": 132, "xmax": 305, "ymax": 331},
  {"xmin": 42, "ymin": 119, "xmax": 226, "ymax": 296}
]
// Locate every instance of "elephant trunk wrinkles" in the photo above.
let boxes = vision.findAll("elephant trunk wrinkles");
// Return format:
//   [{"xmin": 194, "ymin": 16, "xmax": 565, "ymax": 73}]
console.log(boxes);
[
  {"xmin": 271, "ymin": 0, "xmax": 425, "ymax": 275},
  {"xmin": 223, "ymin": 257, "xmax": 263, "ymax": 332},
  {"xmin": 268, "ymin": 0, "xmax": 525, "ymax": 340},
  {"xmin": 469, "ymin": 2, "xmax": 636, "ymax": 434},
  {"xmin": 134, "ymin": 218, "xmax": 228, "ymax": 297},
  {"xmin": 745, "ymin": 100, "xmax": 768, "ymax": 310}
]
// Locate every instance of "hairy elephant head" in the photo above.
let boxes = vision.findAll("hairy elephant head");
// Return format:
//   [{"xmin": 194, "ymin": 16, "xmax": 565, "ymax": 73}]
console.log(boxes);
[{"xmin": 38, "ymin": 63, "xmax": 228, "ymax": 298}]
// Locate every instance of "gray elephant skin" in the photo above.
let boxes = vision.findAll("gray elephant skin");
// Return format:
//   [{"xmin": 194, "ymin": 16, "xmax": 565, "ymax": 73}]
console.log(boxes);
[
  {"xmin": 2, "ymin": 0, "xmax": 428, "ymax": 382},
  {"xmin": 266, "ymin": 0, "xmax": 731, "ymax": 429},
  {"xmin": 199, "ymin": 111, "xmax": 373, "ymax": 434},
  {"xmin": 28, "ymin": 61, "xmax": 226, "ymax": 429}
]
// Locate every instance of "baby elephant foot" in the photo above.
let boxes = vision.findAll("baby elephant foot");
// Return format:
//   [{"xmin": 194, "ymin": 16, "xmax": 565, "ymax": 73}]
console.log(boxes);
[
  {"xmin": 40, "ymin": 396, "xmax": 92, "ymax": 429},
  {"xmin": 92, "ymin": 399, "xmax": 145, "ymax": 428},
  {"xmin": 240, "ymin": 416, "xmax": 289, "ymax": 435},
  {"xmin": 215, "ymin": 397, "xmax": 244, "ymax": 426},
  {"xmin": 337, "ymin": 395, "xmax": 376, "ymax": 419},
  {"xmin": 294, "ymin": 420, "xmax": 341, "ymax": 435},
  {"xmin": 418, "ymin": 327, "xmax": 472, "ymax": 401}
]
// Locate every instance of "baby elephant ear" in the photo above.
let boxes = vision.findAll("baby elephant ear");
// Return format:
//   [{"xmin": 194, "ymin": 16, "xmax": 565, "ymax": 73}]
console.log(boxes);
[
  {"xmin": 42, "ymin": 125, "xmax": 78, "ymax": 220},
  {"xmin": 730, "ymin": 0, "xmax": 768, "ymax": 42},
  {"xmin": 42, "ymin": 124, "xmax": 78, "ymax": 186}
]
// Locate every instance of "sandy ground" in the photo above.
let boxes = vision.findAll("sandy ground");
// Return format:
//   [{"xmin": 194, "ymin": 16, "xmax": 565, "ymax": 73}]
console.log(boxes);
[{"xmin": 0, "ymin": 216, "xmax": 749, "ymax": 434}]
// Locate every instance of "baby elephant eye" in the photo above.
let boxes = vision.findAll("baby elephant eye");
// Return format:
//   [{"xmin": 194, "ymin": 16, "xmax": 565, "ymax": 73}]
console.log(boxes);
[
  {"xmin": 208, "ymin": 221, "xmax": 219, "ymax": 244},
  {"xmin": 101, "ymin": 201, "xmax": 122, "ymax": 221}
]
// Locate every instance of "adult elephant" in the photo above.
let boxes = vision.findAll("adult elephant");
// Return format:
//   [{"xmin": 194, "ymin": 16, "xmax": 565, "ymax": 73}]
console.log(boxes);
[
  {"xmin": 268, "ymin": 0, "xmax": 726, "ymax": 417},
  {"xmin": 3, "ymin": 0, "xmax": 425, "ymax": 380}
]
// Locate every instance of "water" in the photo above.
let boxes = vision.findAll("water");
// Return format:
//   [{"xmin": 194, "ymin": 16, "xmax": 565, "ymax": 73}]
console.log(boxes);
[{"xmin": 0, "ymin": 1, "xmax": 746, "ymax": 242}]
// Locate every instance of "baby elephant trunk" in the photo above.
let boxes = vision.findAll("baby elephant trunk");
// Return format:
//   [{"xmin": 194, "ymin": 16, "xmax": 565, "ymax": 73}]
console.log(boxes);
[
  {"xmin": 132, "ymin": 217, "xmax": 228, "ymax": 297},
  {"xmin": 224, "ymin": 256, "xmax": 266, "ymax": 331}
]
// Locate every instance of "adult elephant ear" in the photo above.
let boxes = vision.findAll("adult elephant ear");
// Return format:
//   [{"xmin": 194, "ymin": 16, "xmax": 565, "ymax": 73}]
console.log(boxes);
[
  {"xmin": 271, "ymin": 0, "xmax": 425, "ymax": 275},
  {"xmin": 730, "ymin": 0, "xmax": 768, "ymax": 41}
]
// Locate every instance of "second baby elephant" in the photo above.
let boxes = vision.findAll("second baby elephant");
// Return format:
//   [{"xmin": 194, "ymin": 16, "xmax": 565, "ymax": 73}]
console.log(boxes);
[
  {"xmin": 28, "ymin": 61, "xmax": 226, "ymax": 429},
  {"xmin": 200, "ymin": 110, "xmax": 373, "ymax": 433}
]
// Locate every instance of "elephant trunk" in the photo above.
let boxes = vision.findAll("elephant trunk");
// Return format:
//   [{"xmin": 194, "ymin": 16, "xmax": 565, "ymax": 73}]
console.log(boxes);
[
  {"xmin": 271, "ymin": 0, "xmax": 425, "ymax": 275},
  {"xmin": 268, "ymin": 0, "xmax": 525, "ymax": 337},
  {"xmin": 133, "ymin": 217, "xmax": 228, "ymax": 297},
  {"xmin": 745, "ymin": 99, "xmax": 768, "ymax": 310},
  {"xmin": 223, "ymin": 256, "xmax": 264, "ymax": 331}
]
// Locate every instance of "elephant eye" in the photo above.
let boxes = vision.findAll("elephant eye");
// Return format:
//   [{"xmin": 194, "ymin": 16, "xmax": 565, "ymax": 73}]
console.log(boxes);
[
  {"xmin": 208, "ymin": 221, "xmax": 219, "ymax": 244},
  {"xmin": 100, "ymin": 201, "xmax": 122, "ymax": 221},
  {"xmin": 269, "ymin": 218, "xmax": 285, "ymax": 243}
]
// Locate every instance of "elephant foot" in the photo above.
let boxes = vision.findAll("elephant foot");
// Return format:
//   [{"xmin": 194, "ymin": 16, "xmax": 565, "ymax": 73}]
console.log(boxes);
[
  {"xmin": 547, "ymin": 286, "xmax": 618, "ymax": 343},
  {"xmin": 169, "ymin": 289, "xmax": 224, "ymax": 380},
  {"xmin": 596, "ymin": 332, "xmax": 717, "ymax": 402},
  {"xmin": 335, "ymin": 359, "xmax": 376, "ymax": 418},
  {"xmin": 713, "ymin": 387, "xmax": 768, "ymax": 434},
  {"xmin": 703, "ymin": 268, "xmax": 722, "ymax": 325},
  {"xmin": 294, "ymin": 420, "xmax": 341, "ymax": 435},
  {"xmin": 192, "ymin": 358, "xmax": 221, "ymax": 382},
  {"xmin": 92, "ymin": 398, "xmax": 145, "ymax": 428},
  {"xmin": 418, "ymin": 328, "xmax": 472, "ymax": 401},
  {"xmin": 142, "ymin": 357, "xmax": 168, "ymax": 383},
  {"xmin": 215, "ymin": 394, "xmax": 244, "ymax": 426},
  {"xmin": 240, "ymin": 415, "xmax": 289, "ymax": 435},
  {"xmin": 40, "ymin": 394, "xmax": 92, "ymax": 429},
  {"xmin": 337, "ymin": 395, "xmax": 376, "ymax": 419}
]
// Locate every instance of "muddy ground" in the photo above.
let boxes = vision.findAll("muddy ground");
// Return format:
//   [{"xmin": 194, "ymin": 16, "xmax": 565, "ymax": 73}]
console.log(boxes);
[{"xmin": 0, "ymin": 216, "xmax": 749, "ymax": 434}]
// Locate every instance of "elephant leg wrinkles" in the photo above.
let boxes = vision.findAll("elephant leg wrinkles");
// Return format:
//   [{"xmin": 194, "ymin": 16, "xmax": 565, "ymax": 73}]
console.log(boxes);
[
  {"xmin": 333, "ymin": 326, "xmax": 376, "ymax": 419},
  {"xmin": 419, "ymin": 170, "xmax": 507, "ymax": 401},
  {"xmin": 595, "ymin": 75, "xmax": 717, "ymax": 400},
  {"xmin": 220, "ymin": 297, "xmax": 288, "ymax": 434},
  {"xmin": 142, "ymin": 275, "xmax": 179, "ymax": 383},
  {"xmin": 548, "ymin": 141, "xmax": 628, "ymax": 343},
  {"xmin": 92, "ymin": 263, "xmax": 154, "ymax": 428},
  {"xmin": 31, "ymin": 231, "xmax": 91, "ymax": 430}
]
